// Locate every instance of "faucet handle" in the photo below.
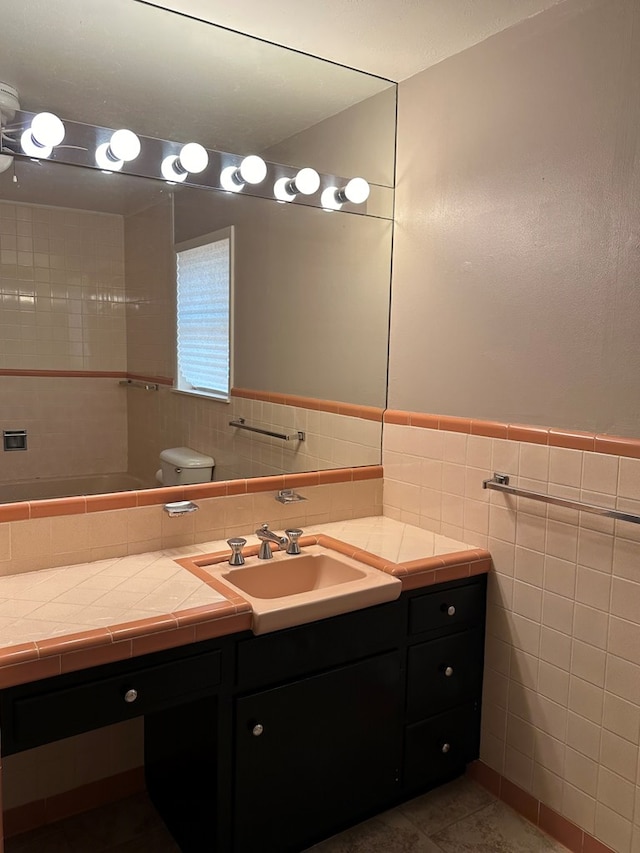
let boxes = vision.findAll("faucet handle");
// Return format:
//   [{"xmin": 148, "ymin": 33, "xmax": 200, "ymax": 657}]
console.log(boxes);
[
  {"xmin": 227, "ymin": 537, "xmax": 247, "ymax": 566},
  {"xmin": 285, "ymin": 528, "xmax": 303, "ymax": 555}
]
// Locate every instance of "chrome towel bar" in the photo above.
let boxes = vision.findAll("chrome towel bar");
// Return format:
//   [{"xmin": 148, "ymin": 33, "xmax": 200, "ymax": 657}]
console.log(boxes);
[
  {"xmin": 118, "ymin": 379, "xmax": 159, "ymax": 391},
  {"xmin": 229, "ymin": 418, "xmax": 305, "ymax": 442},
  {"xmin": 483, "ymin": 473, "xmax": 640, "ymax": 525}
]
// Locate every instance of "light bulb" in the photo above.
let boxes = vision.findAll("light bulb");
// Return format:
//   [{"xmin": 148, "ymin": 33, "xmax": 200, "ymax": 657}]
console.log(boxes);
[
  {"xmin": 31, "ymin": 112, "xmax": 65, "ymax": 147},
  {"xmin": 109, "ymin": 129, "xmax": 140, "ymax": 162},
  {"xmin": 20, "ymin": 112, "xmax": 65, "ymax": 159},
  {"xmin": 161, "ymin": 155, "xmax": 187, "ymax": 183},
  {"xmin": 292, "ymin": 167, "xmax": 320, "ymax": 195},
  {"xmin": 274, "ymin": 167, "xmax": 320, "ymax": 203},
  {"xmin": 179, "ymin": 142, "xmax": 208, "ymax": 174},
  {"xmin": 274, "ymin": 177, "xmax": 296, "ymax": 202},
  {"xmin": 239, "ymin": 155, "xmax": 267, "ymax": 185},
  {"xmin": 220, "ymin": 155, "xmax": 267, "ymax": 192},
  {"xmin": 336, "ymin": 177, "xmax": 370, "ymax": 205},
  {"xmin": 321, "ymin": 186, "xmax": 342, "ymax": 211},
  {"xmin": 161, "ymin": 143, "xmax": 208, "ymax": 183},
  {"xmin": 220, "ymin": 165, "xmax": 243, "ymax": 193},
  {"xmin": 95, "ymin": 129, "xmax": 140, "ymax": 172}
]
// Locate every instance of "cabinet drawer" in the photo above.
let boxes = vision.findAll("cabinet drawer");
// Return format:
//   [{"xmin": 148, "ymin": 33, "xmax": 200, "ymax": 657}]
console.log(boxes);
[
  {"xmin": 6, "ymin": 649, "xmax": 222, "ymax": 752},
  {"xmin": 404, "ymin": 703, "xmax": 480, "ymax": 791},
  {"xmin": 407, "ymin": 628, "xmax": 483, "ymax": 720},
  {"xmin": 236, "ymin": 599, "xmax": 403, "ymax": 690},
  {"xmin": 409, "ymin": 579, "xmax": 485, "ymax": 636}
]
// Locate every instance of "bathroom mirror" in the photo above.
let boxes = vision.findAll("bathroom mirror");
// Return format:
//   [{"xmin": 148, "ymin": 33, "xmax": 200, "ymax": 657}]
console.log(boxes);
[{"xmin": 0, "ymin": 0, "xmax": 396, "ymax": 500}]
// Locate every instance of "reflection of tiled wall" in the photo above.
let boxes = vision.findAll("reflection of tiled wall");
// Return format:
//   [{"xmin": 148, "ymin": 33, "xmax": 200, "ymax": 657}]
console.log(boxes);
[
  {"xmin": 0, "ymin": 201, "xmax": 127, "ymax": 483},
  {"xmin": 383, "ymin": 420, "xmax": 640, "ymax": 853},
  {"xmin": 127, "ymin": 387, "xmax": 382, "ymax": 484},
  {"xmin": 0, "ymin": 376, "xmax": 127, "ymax": 482},
  {"xmin": 0, "ymin": 202, "xmax": 126, "ymax": 372}
]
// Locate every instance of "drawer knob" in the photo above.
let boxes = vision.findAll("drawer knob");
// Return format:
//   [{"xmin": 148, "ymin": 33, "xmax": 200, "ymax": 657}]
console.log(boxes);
[
  {"xmin": 252, "ymin": 723, "xmax": 264, "ymax": 737},
  {"xmin": 444, "ymin": 666, "xmax": 454, "ymax": 677},
  {"xmin": 441, "ymin": 742, "xmax": 451, "ymax": 754},
  {"xmin": 447, "ymin": 605, "xmax": 456, "ymax": 617},
  {"xmin": 124, "ymin": 688, "xmax": 138, "ymax": 704}
]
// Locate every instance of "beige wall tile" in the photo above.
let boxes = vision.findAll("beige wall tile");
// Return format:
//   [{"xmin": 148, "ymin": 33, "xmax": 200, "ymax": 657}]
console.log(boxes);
[
  {"xmin": 608, "ymin": 617, "xmax": 640, "ymax": 666},
  {"xmin": 613, "ymin": 536, "xmax": 640, "ymax": 582},
  {"xmin": 549, "ymin": 448, "xmax": 583, "ymax": 488},
  {"xmin": 562, "ymin": 782, "xmax": 595, "ymax": 834},
  {"xmin": 567, "ymin": 711, "xmax": 601, "ymax": 762},
  {"xmin": 603, "ymin": 693, "xmax": 640, "ymax": 745},
  {"xmin": 538, "ymin": 661, "xmax": 570, "ymax": 707},
  {"xmin": 569, "ymin": 676, "xmax": 604, "ymax": 725},
  {"xmin": 565, "ymin": 746, "xmax": 599, "ymax": 798},
  {"xmin": 513, "ymin": 580, "xmax": 542, "ymax": 622},
  {"xmin": 516, "ymin": 513, "xmax": 546, "ymax": 552},
  {"xmin": 533, "ymin": 763, "xmax": 564, "ymax": 811},
  {"xmin": 542, "ymin": 591, "xmax": 574, "ymax": 635},
  {"xmin": 618, "ymin": 458, "xmax": 640, "ymax": 501},
  {"xmin": 540, "ymin": 626, "xmax": 572, "ymax": 670},
  {"xmin": 606, "ymin": 655, "xmax": 640, "ymax": 707},
  {"xmin": 571, "ymin": 639, "xmax": 606, "ymax": 688},
  {"xmin": 576, "ymin": 565, "xmax": 612, "ymax": 611},
  {"xmin": 544, "ymin": 555, "xmax": 576, "ymax": 599},
  {"xmin": 597, "ymin": 768, "xmax": 635, "ymax": 821},
  {"xmin": 515, "ymin": 546, "xmax": 544, "ymax": 586},
  {"xmin": 600, "ymin": 730, "xmax": 639, "ymax": 783},
  {"xmin": 582, "ymin": 452, "xmax": 619, "ymax": 495},
  {"xmin": 574, "ymin": 603, "xmax": 609, "ymax": 650},
  {"xmin": 534, "ymin": 730, "xmax": 565, "ymax": 777}
]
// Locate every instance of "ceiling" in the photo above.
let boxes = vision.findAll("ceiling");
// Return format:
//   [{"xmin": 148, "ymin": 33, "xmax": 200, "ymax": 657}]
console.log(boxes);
[{"xmin": 150, "ymin": 0, "xmax": 567, "ymax": 82}]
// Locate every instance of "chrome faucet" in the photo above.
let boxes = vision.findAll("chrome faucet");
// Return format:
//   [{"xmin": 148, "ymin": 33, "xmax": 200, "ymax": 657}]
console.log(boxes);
[{"xmin": 256, "ymin": 523, "xmax": 287, "ymax": 559}]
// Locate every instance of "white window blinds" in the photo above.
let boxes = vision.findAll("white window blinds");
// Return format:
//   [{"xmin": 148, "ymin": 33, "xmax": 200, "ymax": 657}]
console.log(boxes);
[{"xmin": 175, "ymin": 227, "xmax": 233, "ymax": 401}]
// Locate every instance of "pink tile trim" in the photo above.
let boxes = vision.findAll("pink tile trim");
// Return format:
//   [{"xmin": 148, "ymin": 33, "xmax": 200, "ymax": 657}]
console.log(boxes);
[
  {"xmin": 467, "ymin": 761, "xmax": 617, "ymax": 853},
  {"xmin": 231, "ymin": 387, "xmax": 384, "ymax": 421},
  {"xmin": 385, "ymin": 410, "xmax": 640, "ymax": 457}
]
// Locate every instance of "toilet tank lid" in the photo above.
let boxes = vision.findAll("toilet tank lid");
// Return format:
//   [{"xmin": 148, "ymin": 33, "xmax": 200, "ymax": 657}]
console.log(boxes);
[{"xmin": 160, "ymin": 446, "xmax": 215, "ymax": 467}]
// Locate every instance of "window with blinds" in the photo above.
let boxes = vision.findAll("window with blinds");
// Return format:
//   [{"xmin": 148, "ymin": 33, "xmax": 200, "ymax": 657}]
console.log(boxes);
[{"xmin": 175, "ymin": 226, "xmax": 233, "ymax": 402}]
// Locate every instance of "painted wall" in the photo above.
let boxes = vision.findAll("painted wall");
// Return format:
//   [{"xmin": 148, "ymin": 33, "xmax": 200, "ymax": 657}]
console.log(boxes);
[
  {"xmin": 385, "ymin": 2, "xmax": 640, "ymax": 851},
  {"xmin": 389, "ymin": 0, "xmax": 640, "ymax": 438},
  {"xmin": 174, "ymin": 188, "xmax": 392, "ymax": 408}
]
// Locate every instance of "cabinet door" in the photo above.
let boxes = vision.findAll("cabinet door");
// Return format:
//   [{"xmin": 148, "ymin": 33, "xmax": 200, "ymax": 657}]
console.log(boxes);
[{"xmin": 234, "ymin": 651, "xmax": 402, "ymax": 853}]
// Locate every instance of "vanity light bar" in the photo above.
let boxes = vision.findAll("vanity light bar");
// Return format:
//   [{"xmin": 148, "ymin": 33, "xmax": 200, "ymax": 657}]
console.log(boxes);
[{"xmin": 7, "ymin": 109, "xmax": 370, "ymax": 211}]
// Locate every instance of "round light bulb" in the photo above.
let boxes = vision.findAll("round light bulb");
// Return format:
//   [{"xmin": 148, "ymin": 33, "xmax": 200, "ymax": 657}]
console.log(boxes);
[
  {"xmin": 161, "ymin": 155, "xmax": 186, "ymax": 183},
  {"xmin": 239, "ymin": 155, "xmax": 267, "ymax": 185},
  {"xmin": 294, "ymin": 167, "xmax": 320, "ymax": 195},
  {"xmin": 343, "ymin": 177, "xmax": 370, "ymax": 204},
  {"xmin": 31, "ymin": 112, "xmax": 65, "ymax": 147},
  {"xmin": 179, "ymin": 142, "xmax": 208, "ymax": 174},
  {"xmin": 95, "ymin": 142, "xmax": 123, "ymax": 172},
  {"xmin": 220, "ymin": 165, "xmax": 242, "ymax": 193},
  {"xmin": 21, "ymin": 129, "xmax": 51, "ymax": 158},
  {"xmin": 109, "ymin": 129, "xmax": 140, "ymax": 162},
  {"xmin": 321, "ymin": 187, "xmax": 342, "ymax": 211},
  {"xmin": 274, "ymin": 177, "xmax": 296, "ymax": 202}
]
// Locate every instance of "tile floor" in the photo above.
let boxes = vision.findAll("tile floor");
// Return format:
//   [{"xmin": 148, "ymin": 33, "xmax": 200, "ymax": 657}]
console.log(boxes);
[{"xmin": 5, "ymin": 777, "xmax": 570, "ymax": 853}]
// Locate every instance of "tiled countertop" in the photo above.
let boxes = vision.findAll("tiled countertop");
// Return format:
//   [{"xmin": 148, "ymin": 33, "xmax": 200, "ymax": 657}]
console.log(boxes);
[{"xmin": 0, "ymin": 517, "xmax": 491, "ymax": 688}]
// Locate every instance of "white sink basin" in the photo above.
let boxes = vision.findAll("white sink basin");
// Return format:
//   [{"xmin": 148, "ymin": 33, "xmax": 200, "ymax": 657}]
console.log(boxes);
[{"xmin": 212, "ymin": 544, "xmax": 401, "ymax": 634}]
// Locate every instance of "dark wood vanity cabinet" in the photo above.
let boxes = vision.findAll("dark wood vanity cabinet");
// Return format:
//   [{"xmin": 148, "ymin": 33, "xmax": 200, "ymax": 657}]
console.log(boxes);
[{"xmin": 0, "ymin": 574, "xmax": 487, "ymax": 853}]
